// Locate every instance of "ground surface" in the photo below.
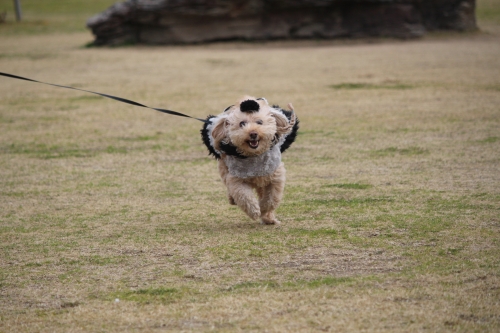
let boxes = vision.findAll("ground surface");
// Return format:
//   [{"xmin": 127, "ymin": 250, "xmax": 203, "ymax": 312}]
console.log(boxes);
[{"xmin": 0, "ymin": 1, "xmax": 499, "ymax": 332}]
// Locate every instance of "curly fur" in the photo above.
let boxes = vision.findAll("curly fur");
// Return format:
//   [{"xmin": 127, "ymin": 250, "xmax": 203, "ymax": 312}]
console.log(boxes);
[{"xmin": 201, "ymin": 96, "xmax": 299, "ymax": 225}]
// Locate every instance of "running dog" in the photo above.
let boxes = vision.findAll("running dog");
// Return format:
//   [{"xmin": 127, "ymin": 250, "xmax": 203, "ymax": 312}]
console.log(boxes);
[{"xmin": 201, "ymin": 96, "xmax": 299, "ymax": 225}]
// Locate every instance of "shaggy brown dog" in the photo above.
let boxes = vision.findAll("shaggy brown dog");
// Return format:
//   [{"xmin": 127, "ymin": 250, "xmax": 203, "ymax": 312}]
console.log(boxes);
[{"xmin": 201, "ymin": 96, "xmax": 299, "ymax": 225}]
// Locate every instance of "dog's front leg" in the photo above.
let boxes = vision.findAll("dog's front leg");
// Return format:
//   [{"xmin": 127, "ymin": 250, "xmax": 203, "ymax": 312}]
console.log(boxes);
[
  {"xmin": 226, "ymin": 176, "xmax": 261, "ymax": 221},
  {"xmin": 258, "ymin": 164, "xmax": 286, "ymax": 225},
  {"xmin": 218, "ymin": 159, "xmax": 236, "ymax": 205}
]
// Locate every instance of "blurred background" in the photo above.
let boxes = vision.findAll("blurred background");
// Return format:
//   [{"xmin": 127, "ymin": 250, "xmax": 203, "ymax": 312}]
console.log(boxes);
[
  {"xmin": 0, "ymin": 0, "xmax": 499, "ymax": 41},
  {"xmin": 0, "ymin": 0, "xmax": 115, "ymax": 34}
]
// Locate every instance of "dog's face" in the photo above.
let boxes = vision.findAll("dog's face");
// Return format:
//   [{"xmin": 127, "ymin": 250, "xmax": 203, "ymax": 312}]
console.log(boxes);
[
  {"xmin": 226, "ymin": 103, "xmax": 276, "ymax": 156},
  {"xmin": 211, "ymin": 97, "xmax": 291, "ymax": 157}
]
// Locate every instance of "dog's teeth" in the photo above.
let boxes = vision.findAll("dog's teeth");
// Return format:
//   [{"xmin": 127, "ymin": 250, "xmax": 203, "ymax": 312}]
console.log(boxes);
[{"xmin": 248, "ymin": 140, "xmax": 259, "ymax": 148}]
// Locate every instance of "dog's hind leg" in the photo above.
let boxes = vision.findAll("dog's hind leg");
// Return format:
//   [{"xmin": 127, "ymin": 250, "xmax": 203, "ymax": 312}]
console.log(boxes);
[
  {"xmin": 226, "ymin": 177, "xmax": 261, "ymax": 221},
  {"xmin": 258, "ymin": 164, "xmax": 286, "ymax": 225}
]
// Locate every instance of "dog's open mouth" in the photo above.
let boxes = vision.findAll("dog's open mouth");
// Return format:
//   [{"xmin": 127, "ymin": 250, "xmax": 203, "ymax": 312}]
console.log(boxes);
[{"xmin": 248, "ymin": 140, "xmax": 260, "ymax": 149}]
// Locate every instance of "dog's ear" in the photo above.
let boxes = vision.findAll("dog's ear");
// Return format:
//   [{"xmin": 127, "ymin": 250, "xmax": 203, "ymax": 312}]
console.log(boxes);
[
  {"xmin": 211, "ymin": 118, "xmax": 229, "ymax": 150},
  {"xmin": 272, "ymin": 111, "xmax": 295, "ymax": 136}
]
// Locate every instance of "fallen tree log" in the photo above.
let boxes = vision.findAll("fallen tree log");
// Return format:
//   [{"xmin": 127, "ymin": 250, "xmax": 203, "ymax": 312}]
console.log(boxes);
[{"xmin": 87, "ymin": 0, "xmax": 477, "ymax": 46}]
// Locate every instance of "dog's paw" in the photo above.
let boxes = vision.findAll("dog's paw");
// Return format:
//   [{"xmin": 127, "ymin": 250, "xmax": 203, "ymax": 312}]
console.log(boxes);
[
  {"xmin": 261, "ymin": 216, "xmax": 281, "ymax": 225},
  {"xmin": 228, "ymin": 196, "xmax": 236, "ymax": 205},
  {"xmin": 249, "ymin": 210, "xmax": 261, "ymax": 221}
]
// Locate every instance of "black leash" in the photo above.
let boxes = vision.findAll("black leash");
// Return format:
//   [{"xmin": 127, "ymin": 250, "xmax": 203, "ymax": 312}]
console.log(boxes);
[{"xmin": 0, "ymin": 72, "xmax": 207, "ymax": 123}]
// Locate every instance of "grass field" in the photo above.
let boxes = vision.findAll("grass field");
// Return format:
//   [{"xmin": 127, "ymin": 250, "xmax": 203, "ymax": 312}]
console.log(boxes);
[{"xmin": 1, "ymin": 1, "xmax": 500, "ymax": 332}]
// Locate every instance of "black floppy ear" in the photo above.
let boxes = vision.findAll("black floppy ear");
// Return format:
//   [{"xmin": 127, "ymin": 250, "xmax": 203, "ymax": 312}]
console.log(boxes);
[
  {"xmin": 279, "ymin": 113, "xmax": 299, "ymax": 153},
  {"xmin": 201, "ymin": 115, "xmax": 221, "ymax": 159}
]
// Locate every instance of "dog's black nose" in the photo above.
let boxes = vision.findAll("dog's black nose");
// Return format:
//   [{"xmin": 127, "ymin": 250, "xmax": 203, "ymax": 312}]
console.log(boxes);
[
  {"xmin": 249, "ymin": 132, "xmax": 258, "ymax": 139},
  {"xmin": 240, "ymin": 100, "xmax": 260, "ymax": 113}
]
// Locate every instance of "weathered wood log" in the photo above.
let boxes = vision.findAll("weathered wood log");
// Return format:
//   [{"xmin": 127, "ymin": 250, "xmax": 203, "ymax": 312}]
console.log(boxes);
[{"xmin": 86, "ymin": 0, "xmax": 477, "ymax": 46}]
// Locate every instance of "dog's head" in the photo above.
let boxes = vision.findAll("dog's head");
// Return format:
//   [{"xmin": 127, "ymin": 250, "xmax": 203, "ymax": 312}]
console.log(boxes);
[{"xmin": 211, "ymin": 96, "xmax": 294, "ymax": 157}]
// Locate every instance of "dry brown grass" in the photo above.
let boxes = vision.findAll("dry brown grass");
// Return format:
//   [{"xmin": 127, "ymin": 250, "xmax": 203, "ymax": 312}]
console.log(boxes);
[{"xmin": 1, "ymin": 7, "xmax": 500, "ymax": 332}]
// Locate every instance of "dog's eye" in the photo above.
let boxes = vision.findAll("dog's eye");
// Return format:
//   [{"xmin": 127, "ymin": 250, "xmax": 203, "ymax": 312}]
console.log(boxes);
[
  {"xmin": 239, "ymin": 121, "xmax": 247, "ymax": 127},
  {"xmin": 256, "ymin": 120, "xmax": 263, "ymax": 125}
]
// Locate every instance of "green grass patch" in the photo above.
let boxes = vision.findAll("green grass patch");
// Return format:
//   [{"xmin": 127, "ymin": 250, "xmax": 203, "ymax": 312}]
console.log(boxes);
[
  {"xmin": 477, "ymin": 0, "xmax": 500, "ymax": 23},
  {"xmin": 438, "ymin": 248, "xmax": 463, "ymax": 256},
  {"xmin": 0, "ymin": 0, "xmax": 117, "ymax": 34},
  {"xmin": 24, "ymin": 262, "xmax": 44, "ymax": 267},
  {"xmin": 372, "ymin": 146, "xmax": 429, "ymax": 157},
  {"xmin": 304, "ymin": 197, "xmax": 393, "ymax": 207},
  {"xmin": 228, "ymin": 280, "xmax": 280, "ymax": 291},
  {"xmin": 111, "ymin": 287, "xmax": 180, "ymax": 304},
  {"xmin": 228, "ymin": 276, "xmax": 357, "ymax": 292},
  {"xmin": 122, "ymin": 135, "xmax": 158, "ymax": 142},
  {"xmin": 300, "ymin": 276, "xmax": 355, "ymax": 288},
  {"xmin": 0, "ymin": 115, "xmax": 14, "ymax": 123},
  {"xmin": 477, "ymin": 136, "xmax": 499, "ymax": 143},
  {"xmin": 485, "ymin": 84, "xmax": 500, "ymax": 91},
  {"xmin": 0, "ymin": 142, "xmax": 132, "ymax": 158},
  {"xmin": 323, "ymin": 183, "xmax": 373, "ymax": 190},
  {"xmin": 329, "ymin": 82, "xmax": 414, "ymax": 90},
  {"xmin": 105, "ymin": 145, "xmax": 127, "ymax": 154},
  {"xmin": 84, "ymin": 255, "xmax": 117, "ymax": 266},
  {"xmin": 1, "ymin": 143, "xmax": 96, "ymax": 159}
]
